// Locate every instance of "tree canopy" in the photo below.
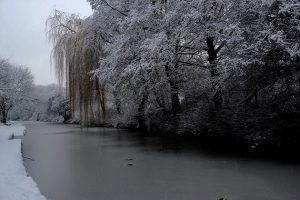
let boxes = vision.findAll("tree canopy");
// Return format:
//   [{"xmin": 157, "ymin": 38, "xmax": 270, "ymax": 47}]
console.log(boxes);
[
  {"xmin": 47, "ymin": 0, "xmax": 300, "ymax": 148},
  {"xmin": 0, "ymin": 59, "xmax": 34, "ymax": 123}
]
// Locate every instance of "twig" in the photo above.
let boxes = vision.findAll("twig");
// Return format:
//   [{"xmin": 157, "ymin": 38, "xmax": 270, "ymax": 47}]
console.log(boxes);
[{"xmin": 22, "ymin": 155, "xmax": 35, "ymax": 161}]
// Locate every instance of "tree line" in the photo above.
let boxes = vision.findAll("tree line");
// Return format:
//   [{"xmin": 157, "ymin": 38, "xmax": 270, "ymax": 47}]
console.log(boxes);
[
  {"xmin": 0, "ymin": 59, "xmax": 69, "ymax": 123},
  {"xmin": 47, "ymin": 0, "xmax": 300, "ymax": 149}
]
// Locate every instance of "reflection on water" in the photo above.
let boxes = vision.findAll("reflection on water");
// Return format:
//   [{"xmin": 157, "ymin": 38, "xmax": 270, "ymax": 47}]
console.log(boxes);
[{"xmin": 22, "ymin": 122, "xmax": 300, "ymax": 200}]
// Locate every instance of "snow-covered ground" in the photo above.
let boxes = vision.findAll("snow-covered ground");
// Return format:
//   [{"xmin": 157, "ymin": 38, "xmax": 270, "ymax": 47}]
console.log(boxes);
[{"xmin": 0, "ymin": 122, "xmax": 47, "ymax": 200}]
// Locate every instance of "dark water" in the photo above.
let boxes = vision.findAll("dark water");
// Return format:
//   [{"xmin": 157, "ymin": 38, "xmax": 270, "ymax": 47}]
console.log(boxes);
[{"xmin": 22, "ymin": 122, "xmax": 300, "ymax": 200}]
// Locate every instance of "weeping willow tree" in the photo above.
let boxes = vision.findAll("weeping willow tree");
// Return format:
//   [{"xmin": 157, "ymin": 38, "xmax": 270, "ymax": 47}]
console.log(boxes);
[{"xmin": 46, "ymin": 9, "xmax": 106, "ymax": 126}]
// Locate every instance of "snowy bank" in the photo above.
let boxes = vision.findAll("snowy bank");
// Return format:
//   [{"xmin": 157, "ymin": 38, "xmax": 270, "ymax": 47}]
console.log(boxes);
[{"xmin": 0, "ymin": 122, "xmax": 47, "ymax": 200}]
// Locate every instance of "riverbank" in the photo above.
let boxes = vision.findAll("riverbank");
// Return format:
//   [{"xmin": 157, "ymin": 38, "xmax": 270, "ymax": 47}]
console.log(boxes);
[
  {"xmin": 73, "ymin": 120, "xmax": 300, "ymax": 162},
  {"xmin": 0, "ymin": 122, "xmax": 46, "ymax": 200}
]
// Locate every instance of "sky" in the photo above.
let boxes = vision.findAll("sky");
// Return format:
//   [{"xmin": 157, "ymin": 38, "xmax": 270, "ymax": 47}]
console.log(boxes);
[{"xmin": 0, "ymin": 0, "xmax": 92, "ymax": 85}]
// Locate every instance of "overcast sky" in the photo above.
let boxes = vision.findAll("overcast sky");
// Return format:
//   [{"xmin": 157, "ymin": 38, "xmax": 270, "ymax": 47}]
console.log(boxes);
[{"xmin": 0, "ymin": 0, "xmax": 92, "ymax": 85}]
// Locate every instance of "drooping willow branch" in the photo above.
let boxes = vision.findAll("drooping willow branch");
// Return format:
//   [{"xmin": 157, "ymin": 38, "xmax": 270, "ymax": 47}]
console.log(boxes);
[{"xmin": 46, "ymin": 9, "xmax": 106, "ymax": 126}]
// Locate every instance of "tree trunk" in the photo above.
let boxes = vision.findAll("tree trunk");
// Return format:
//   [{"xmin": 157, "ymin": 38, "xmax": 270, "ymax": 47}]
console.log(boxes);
[
  {"xmin": 165, "ymin": 39, "xmax": 181, "ymax": 115},
  {"xmin": 113, "ymin": 91, "xmax": 121, "ymax": 114},
  {"xmin": 137, "ymin": 89, "xmax": 148, "ymax": 130},
  {"xmin": 165, "ymin": 63, "xmax": 181, "ymax": 113},
  {"xmin": 99, "ymin": 86, "xmax": 106, "ymax": 125},
  {"xmin": 170, "ymin": 79, "xmax": 181, "ymax": 113},
  {"xmin": 1, "ymin": 97, "xmax": 5, "ymax": 123},
  {"xmin": 0, "ymin": 98, "xmax": 11, "ymax": 124},
  {"xmin": 206, "ymin": 36, "xmax": 223, "ymax": 109},
  {"xmin": 2, "ymin": 110, "xmax": 6, "ymax": 124}
]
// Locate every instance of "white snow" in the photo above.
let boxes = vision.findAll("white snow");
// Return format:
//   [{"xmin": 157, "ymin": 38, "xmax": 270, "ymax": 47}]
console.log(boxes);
[{"xmin": 0, "ymin": 122, "xmax": 47, "ymax": 200}]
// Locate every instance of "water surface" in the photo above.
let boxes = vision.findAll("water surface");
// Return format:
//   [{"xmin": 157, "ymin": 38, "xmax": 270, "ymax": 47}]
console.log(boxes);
[{"xmin": 22, "ymin": 122, "xmax": 300, "ymax": 200}]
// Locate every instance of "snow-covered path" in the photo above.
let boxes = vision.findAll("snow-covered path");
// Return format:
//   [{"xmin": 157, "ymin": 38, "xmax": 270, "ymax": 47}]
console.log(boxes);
[{"xmin": 0, "ymin": 122, "xmax": 46, "ymax": 200}]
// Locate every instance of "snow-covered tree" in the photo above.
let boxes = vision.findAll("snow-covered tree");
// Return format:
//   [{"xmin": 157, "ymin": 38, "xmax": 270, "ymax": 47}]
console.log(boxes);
[
  {"xmin": 44, "ymin": 0, "xmax": 300, "ymax": 146},
  {"xmin": 90, "ymin": 0, "xmax": 265, "ymax": 128},
  {"xmin": 0, "ymin": 59, "xmax": 34, "ymax": 123}
]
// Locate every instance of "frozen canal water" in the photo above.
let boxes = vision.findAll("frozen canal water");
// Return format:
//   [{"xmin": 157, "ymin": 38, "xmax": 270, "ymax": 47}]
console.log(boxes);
[{"xmin": 22, "ymin": 122, "xmax": 300, "ymax": 200}]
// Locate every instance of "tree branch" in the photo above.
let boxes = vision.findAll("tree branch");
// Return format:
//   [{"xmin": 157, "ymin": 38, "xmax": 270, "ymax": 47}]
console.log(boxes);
[{"xmin": 101, "ymin": 0, "xmax": 128, "ymax": 16}]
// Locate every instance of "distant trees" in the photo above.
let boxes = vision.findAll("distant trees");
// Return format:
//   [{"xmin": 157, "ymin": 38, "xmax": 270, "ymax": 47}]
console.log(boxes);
[
  {"xmin": 0, "ymin": 59, "xmax": 69, "ymax": 123},
  {"xmin": 7, "ymin": 84, "xmax": 71, "ymax": 123},
  {"xmin": 47, "ymin": 93, "xmax": 70, "ymax": 123},
  {"xmin": 0, "ymin": 59, "xmax": 34, "ymax": 123}
]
